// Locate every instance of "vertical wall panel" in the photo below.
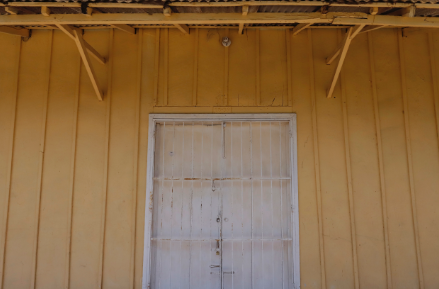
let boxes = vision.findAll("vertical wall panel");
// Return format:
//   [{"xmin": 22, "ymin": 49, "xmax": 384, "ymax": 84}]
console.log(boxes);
[
  {"xmin": 1, "ymin": 27, "xmax": 439, "ymax": 289},
  {"xmin": 343, "ymin": 33, "xmax": 387, "ymax": 289},
  {"xmin": 197, "ymin": 29, "xmax": 226, "ymax": 106},
  {"xmin": 0, "ymin": 34, "xmax": 21, "ymax": 288},
  {"xmin": 311, "ymin": 29, "xmax": 355, "ymax": 289},
  {"xmin": 102, "ymin": 29, "xmax": 139, "ymax": 289},
  {"xmin": 134, "ymin": 29, "xmax": 157, "ymax": 289},
  {"xmin": 228, "ymin": 30, "xmax": 257, "ymax": 107},
  {"xmin": 35, "ymin": 30, "xmax": 81, "ymax": 289},
  {"xmin": 69, "ymin": 30, "xmax": 110, "ymax": 289},
  {"xmin": 259, "ymin": 29, "xmax": 287, "ymax": 107},
  {"xmin": 290, "ymin": 31, "xmax": 321, "ymax": 289},
  {"xmin": 2, "ymin": 30, "xmax": 52, "ymax": 289},
  {"xmin": 402, "ymin": 32, "xmax": 439, "ymax": 288},
  {"xmin": 168, "ymin": 29, "xmax": 194, "ymax": 107},
  {"xmin": 371, "ymin": 29, "xmax": 419, "ymax": 288}
]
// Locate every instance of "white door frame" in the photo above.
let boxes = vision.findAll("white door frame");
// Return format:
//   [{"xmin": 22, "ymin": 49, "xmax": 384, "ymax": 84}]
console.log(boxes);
[{"xmin": 142, "ymin": 114, "xmax": 300, "ymax": 289}]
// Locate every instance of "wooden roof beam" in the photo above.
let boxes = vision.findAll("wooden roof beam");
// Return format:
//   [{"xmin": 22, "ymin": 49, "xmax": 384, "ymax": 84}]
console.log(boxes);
[
  {"xmin": 2, "ymin": 13, "xmax": 439, "ymax": 28},
  {"xmin": 326, "ymin": 24, "xmax": 365, "ymax": 65},
  {"xmin": 0, "ymin": 25, "xmax": 29, "ymax": 37},
  {"xmin": 332, "ymin": 14, "xmax": 433, "ymax": 27},
  {"xmin": 72, "ymin": 28, "xmax": 104, "ymax": 101},
  {"xmin": 0, "ymin": 12, "xmax": 335, "ymax": 26},
  {"xmin": 8, "ymin": 2, "xmax": 81, "ymax": 7},
  {"xmin": 327, "ymin": 26, "xmax": 353, "ymax": 98},
  {"xmin": 56, "ymin": 24, "xmax": 106, "ymax": 65},
  {"xmin": 0, "ymin": 1, "xmax": 417, "ymax": 8},
  {"xmin": 5, "ymin": 1, "xmax": 439, "ymax": 9}
]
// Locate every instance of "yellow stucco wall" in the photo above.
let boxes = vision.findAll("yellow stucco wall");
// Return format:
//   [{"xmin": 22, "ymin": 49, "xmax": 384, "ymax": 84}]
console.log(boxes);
[{"xmin": 0, "ymin": 27, "xmax": 438, "ymax": 289}]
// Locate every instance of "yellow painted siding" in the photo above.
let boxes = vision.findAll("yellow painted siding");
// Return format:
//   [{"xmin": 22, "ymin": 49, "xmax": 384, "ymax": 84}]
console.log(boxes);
[{"xmin": 0, "ymin": 27, "xmax": 438, "ymax": 289}]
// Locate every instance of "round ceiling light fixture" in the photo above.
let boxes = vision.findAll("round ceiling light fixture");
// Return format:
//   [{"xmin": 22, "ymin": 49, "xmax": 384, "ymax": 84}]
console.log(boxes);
[{"xmin": 222, "ymin": 37, "xmax": 232, "ymax": 47}]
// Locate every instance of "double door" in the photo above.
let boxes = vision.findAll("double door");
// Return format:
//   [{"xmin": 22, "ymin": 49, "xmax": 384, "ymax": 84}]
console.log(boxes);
[{"xmin": 150, "ymin": 121, "xmax": 294, "ymax": 289}]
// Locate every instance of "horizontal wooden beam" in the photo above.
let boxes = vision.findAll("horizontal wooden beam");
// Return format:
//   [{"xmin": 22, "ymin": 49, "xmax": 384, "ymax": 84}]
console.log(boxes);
[
  {"xmin": 333, "ymin": 14, "xmax": 439, "ymax": 28},
  {"xmin": 0, "ymin": 12, "xmax": 359, "ymax": 26},
  {"xmin": 8, "ymin": 2, "xmax": 81, "ymax": 7},
  {"xmin": 0, "ymin": 12, "xmax": 438, "ymax": 29},
  {"xmin": 56, "ymin": 24, "xmax": 106, "ymax": 64},
  {"xmin": 0, "ymin": 25, "xmax": 29, "ymax": 37},
  {"xmin": 8, "ymin": 1, "xmax": 439, "ymax": 9}
]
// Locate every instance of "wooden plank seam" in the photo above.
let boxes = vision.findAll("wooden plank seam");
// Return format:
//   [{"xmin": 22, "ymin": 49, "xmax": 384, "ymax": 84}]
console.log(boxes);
[
  {"xmin": 367, "ymin": 32, "xmax": 393, "ymax": 289},
  {"xmin": 307, "ymin": 29, "xmax": 327, "ymax": 289},
  {"xmin": 397, "ymin": 29, "xmax": 425, "ymax": 289}
]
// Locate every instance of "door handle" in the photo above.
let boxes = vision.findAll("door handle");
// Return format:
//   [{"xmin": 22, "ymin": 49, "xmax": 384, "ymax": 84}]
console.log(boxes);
[
  {"xmin": 223, "ymin": 271, "xmax": 235, "ymax": 274},
  {"xmin": 210, "ymin": 265, "xmax": 220, "ymax": 268}
]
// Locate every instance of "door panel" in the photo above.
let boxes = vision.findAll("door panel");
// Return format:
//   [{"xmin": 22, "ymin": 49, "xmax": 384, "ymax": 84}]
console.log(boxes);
[{"xmin": 150, "ymin": 121, "xmax": 294, "ymax": 289}]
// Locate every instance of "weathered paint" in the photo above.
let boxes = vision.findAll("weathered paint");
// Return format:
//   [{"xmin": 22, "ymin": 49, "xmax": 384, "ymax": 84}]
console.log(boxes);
[{"xmin": 0, "ymin": 27, "xmax": 438, "ymax": 289}]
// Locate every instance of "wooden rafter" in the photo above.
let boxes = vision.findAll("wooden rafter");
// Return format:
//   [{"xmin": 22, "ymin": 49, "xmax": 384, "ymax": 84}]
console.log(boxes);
[
  {"xmin": 370, "ymin": 7, "xmax": 379, "ymax": 15},
  {"xmin": 41, "ymin": 6, "xmax": 51, "ymax": 16},
  {"xmin": 238, "ymin": 5, "xmax": 249, "ymax": 35},
  {"xmin": 327, "ymin": 27, "xmax": 353, "ymax": 98},
  {"xmin": 292, "ymin": 23, "xmax": 312, "ymax": 36},
  {"xmin": 326, "ymin": 24, "xmax": 364, "ymax": 65},
  {"xmin": 4, "ymin": 7, "xmax": 19, "ymax": 15},
  {"xmin": 72, "ymin": 28, "xmax": 104, "ymax": 101},
  {"xmin": 56, "ymin": 24, "xmax": 106, "ymax": 64},
  {"xmin": 387, "ymin": 5, "xmax": 416, "ymax": 17},
  {"xmin": 0, "ymin": 25, "xmax": 29, "ymax": 37}
]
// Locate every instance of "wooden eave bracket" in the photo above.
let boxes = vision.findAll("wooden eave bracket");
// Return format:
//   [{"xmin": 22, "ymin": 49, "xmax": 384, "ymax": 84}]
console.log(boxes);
[
  {"xmin": 326, "ymin": 25, "xmax": 365, "ymax": 98},
  {"xmin": 326, "ymin": 24, "xmax": 364, "ymax": 65},
  {"xmin": 56, "ymin": 24, "xmax": 105, "ymax": 101},
  {"xmin": 56, "ymin": 24, "xmax": 106, "ymax": 65}
]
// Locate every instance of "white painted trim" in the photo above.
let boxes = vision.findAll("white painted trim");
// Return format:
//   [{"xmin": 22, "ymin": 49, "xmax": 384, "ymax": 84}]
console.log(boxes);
[{"xmin": 142, "ymin": 113, "xmax": 300, "ymax": 289}]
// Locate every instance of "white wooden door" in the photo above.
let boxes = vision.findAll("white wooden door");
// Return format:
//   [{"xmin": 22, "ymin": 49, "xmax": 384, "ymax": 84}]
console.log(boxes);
[{"xmin": 149, "ymin": 120, "xmax": 295, "ymax": 289}]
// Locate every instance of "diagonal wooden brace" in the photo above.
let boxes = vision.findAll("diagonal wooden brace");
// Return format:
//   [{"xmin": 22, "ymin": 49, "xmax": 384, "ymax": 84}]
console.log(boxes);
[
  {"xmin": 326, "ymin": 25, "xmax": 365, "ymax": 65},
  {"xmin": 327, "ymin": 26, "xmax": 353, "ymax": 98},
  {"xmin": 72, "ymin": 28, "xmax": 104, "ymax": 101},
  {"xmin": 56, "ymin": 24, "xmax": 106, "ymax": 65}
]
